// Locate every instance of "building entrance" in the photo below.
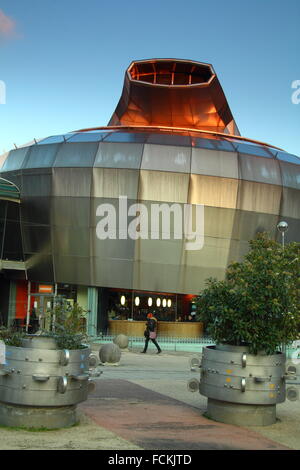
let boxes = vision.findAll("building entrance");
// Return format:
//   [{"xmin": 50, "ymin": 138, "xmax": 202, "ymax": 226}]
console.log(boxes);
[{"xmin": 30, "ymin": 294, "xmax": 55, "ymax": 332}]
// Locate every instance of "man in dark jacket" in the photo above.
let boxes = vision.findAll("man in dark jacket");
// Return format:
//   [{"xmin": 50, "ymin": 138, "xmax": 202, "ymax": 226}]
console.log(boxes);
[{"xmin": 141, "ymin": 313, "xmax": 162, "ymax": 354}]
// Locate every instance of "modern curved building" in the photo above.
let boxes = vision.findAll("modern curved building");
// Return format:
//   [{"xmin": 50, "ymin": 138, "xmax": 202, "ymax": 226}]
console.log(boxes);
[{"xmin": 0, "ymin": 59, "xmax": 299, "ymax": 336}]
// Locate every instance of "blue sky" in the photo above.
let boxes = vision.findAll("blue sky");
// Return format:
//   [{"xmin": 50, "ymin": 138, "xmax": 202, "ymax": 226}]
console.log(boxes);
[{"xmin": 0, "ymin": 0, "xmax": 299, "ymax": 155}]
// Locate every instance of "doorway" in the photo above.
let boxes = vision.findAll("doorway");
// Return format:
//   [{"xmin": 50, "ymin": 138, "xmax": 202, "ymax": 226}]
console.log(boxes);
[{"xmin": 31, "ymin": 294, "xmax": 54, "ymax": 332}]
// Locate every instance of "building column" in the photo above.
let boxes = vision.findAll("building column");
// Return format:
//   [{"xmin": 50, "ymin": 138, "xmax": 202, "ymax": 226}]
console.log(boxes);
[
  {"xmin": 77, "ymin": 286, "xmax": 88, "ymax": 311},
  {"xmin": 97, "ymin": 287, "xmax": 109, "ymax": 335},
  {"xmin": 7, "ymin": 281, "xmax": 17, "ymax": 326},
  {"xmin": 87, "ymin": 287, "xmax": 98, "ymax": 337}
]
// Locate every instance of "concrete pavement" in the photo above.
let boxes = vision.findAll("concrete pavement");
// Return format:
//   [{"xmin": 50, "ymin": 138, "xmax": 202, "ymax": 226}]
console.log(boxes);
[{"xmin": 77, "ymin": 345, "xmax": 298, "ymax": 450}]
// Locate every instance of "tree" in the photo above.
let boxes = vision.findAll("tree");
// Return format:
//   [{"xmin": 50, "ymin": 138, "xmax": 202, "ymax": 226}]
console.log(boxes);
[{"xmin": 195, "ymin": 233, "xmax": 300, "ymax": 354}]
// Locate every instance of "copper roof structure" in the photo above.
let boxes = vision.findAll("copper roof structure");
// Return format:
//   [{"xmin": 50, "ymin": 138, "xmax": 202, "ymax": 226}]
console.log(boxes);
[
  {"xmin": 74, "ymin": 58, "xmax": 285, "ymax": 150},
  {"xmin": 108, "ymin": 58, "xmax": 240, "ymax": 135}
]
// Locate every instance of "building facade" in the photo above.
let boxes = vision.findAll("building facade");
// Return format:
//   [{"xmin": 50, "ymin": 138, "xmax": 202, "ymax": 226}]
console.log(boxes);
[{"xmin": 0, "ymin": 59, "xmax": 299, "ymax": 336}]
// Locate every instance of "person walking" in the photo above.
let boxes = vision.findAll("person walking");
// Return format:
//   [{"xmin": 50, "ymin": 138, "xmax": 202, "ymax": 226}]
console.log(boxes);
[{"xmin": 141, "ymin": 313, "xmax": 162, "ymax": 354}]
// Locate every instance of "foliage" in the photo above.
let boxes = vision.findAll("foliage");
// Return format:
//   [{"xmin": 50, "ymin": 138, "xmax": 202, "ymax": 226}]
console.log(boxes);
[
  {"xmin": 41, "ymin": 302, "xmax": 88, "ymax": 350},
  {"xmin": 195, "ymin": 233, "xmax": 300, "ymax": 355},
  {"xmin": 0, "ymin": 327, "xmax": 25, "ymax": 346},
  {"xmin": 0, "ymin": 303, "xmax": 88, "ymax": 350}
]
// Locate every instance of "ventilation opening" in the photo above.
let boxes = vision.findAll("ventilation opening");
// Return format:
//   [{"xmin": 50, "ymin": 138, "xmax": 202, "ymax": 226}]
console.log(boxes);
[{"xmin": 129, "ymin": 60, "xmax": 213, "ymax": 86}]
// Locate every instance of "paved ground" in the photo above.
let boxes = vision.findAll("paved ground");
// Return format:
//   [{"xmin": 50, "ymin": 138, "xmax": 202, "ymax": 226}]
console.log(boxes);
[
  {"xmin": 81, "ymin": 345, "xmax": 297, "ymax": 450},
  {"xmin": 0, "ymin": 345, "xmax": 298, "ymax": 450},
  {"xmin": 81, "ymin": 379, "xmax": 286, "ymax": 450}
]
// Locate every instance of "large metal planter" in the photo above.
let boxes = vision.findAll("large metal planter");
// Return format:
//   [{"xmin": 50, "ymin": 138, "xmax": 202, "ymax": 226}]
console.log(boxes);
[
  {"xmin": 199, "ymin": 344, "xmax": 286, "ymax": 426},
  {"xmin": 0, "ymin": 336, "xmax": 98, "ymax": 428}
]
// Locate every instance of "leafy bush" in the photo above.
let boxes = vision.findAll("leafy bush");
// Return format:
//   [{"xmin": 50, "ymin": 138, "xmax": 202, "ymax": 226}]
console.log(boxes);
[
  {"xmin": 41, "ymin": 303, "xmax": 88, "ymax": 350},
  {"xmin": 0, "ymin": 327, "xmax": 25, "ymax": 346},
  {"xmin": 195, "ymin": 233, "xmax": 300, "ymax": 355},
  {"xmin": 0, "ymin": 303, "xmax": 88, "ymax": 350}
]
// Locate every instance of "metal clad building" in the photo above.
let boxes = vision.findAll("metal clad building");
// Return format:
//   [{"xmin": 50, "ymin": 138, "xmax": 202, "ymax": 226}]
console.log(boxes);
[{"xmin": 0, "ymin": 59, "xmax": 299, "ymax": 333}]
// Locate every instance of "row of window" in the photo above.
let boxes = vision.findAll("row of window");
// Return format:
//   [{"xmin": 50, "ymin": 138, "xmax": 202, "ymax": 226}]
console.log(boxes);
[{"xmin": 2, "ymin": 139, "xmax": 299, "ymax": 175}]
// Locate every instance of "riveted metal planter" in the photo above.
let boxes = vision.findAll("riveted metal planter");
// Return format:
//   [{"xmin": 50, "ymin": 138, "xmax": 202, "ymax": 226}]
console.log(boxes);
[
  {"xmin": 0, "ymin": 335, "xmax": 99, "ymax": 428},
  {"xmin": 199, "ymin": 344, "xmax": 286, "ymax": 426}
]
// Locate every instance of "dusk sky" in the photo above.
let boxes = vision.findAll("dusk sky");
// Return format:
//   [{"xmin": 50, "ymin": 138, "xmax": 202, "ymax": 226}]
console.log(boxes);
[{"xmin": 0, "ymin": 0, "xmax": 299, "ymax": 155}]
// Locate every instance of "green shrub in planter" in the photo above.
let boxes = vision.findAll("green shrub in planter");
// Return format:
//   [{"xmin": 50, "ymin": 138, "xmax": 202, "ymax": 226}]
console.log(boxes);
[
  {"xmin": 42, "ymin": 302, "xmax": 88, "ymax": 350},
  {"xmin": 193, "ymin": 233, "xmax": 300, "ymax": 426},
  {"xmin": 195, "ymin": 233, "xmax": 300, "ymax": 354},
  {"xmin": 0, "ymin": 303, "xmax": 88, "ymax": 350},
  {"xmin": 0, "ymin": 327, "xmax": 25, "ymax": 347},
  {"xmin": 0, "ymin": 303, "xmax": 95, "ymax": 430}
]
